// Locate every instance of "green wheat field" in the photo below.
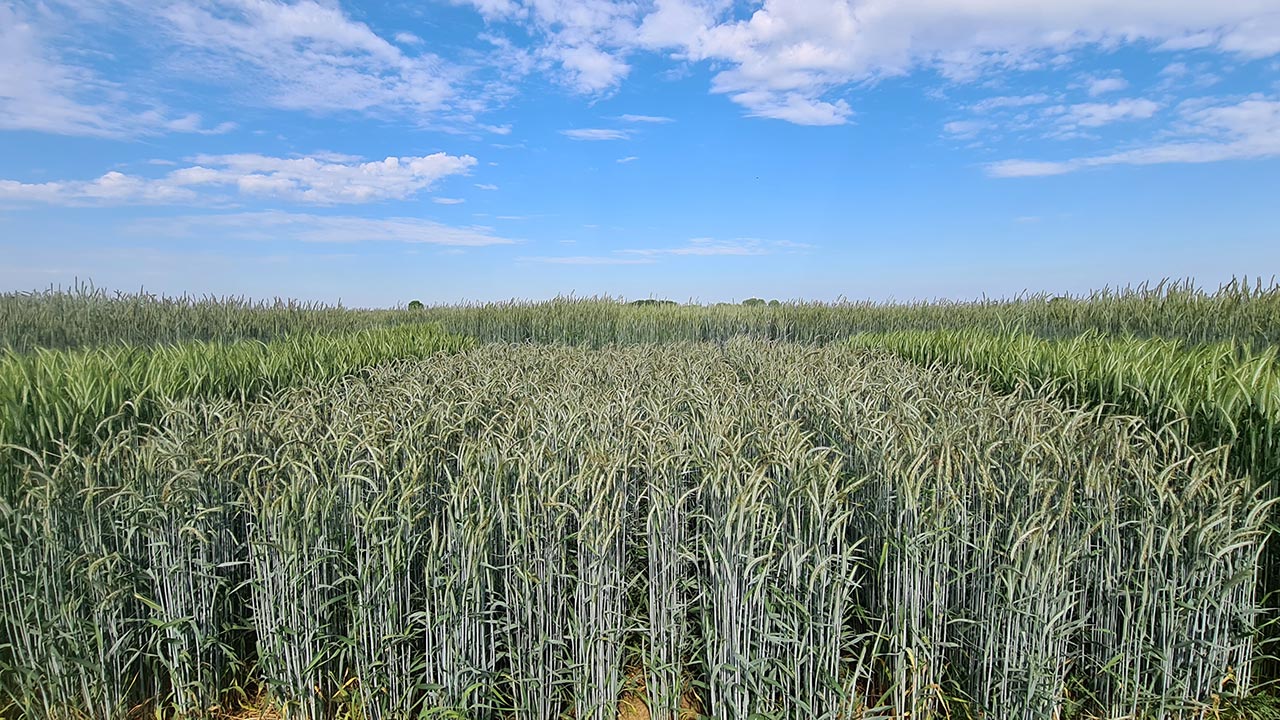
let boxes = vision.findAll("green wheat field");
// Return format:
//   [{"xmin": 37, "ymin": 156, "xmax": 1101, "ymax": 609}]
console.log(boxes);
[{"xmin": 3, "ymin": 279, "xmax": 1279, "ymax": 720}]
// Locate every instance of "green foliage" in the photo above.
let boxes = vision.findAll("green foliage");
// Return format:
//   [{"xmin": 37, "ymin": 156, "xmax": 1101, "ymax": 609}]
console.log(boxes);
[
  {"xmin": 4, "ymin": 276, "xmax": 1280, "ymax": 718},
  {"xmin": 408, "ymin": 300, "xmax": 425, "ymax": 311},
  {"xmin": 0, "ymin": 324, "xmax": 474, "ymax": 477},
  {"xmin": 412, "ymin": 278, "xmax": 1280, "ymax": 347},
  {"xmin": 1221, "ymin": 692, "xmax": 1280, "ymax": 720},
  {"xmin": 848, "ymin": 329, "xmax": 1280, "ymax": 489},
  {"xmin": 1, "ymin": 342, "xmax": 1268, "ymax": 719},
  {"xmin": 852, "ymin": 327, "xmax": 1280, "ymax": 686},
  {"xmin": 8, "ymin": 276, "xmax": 1280, "ymax": 353},
  {"xmin": 0, "ymin": 281, "xmax": 423, "ymax": 353},
  {"xmin": 740, "ymin": 297, "xmax": 766, "ymax": 306}
]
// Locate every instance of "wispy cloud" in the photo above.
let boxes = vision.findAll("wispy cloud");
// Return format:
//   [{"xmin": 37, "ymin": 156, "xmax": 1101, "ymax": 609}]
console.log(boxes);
[
  {"xmin": 617, "ymin": 156, "xmax": 639, "ymax": 163},
  {"xmin": 622, "ymin": 238, "xmax": 772, "ymax": 257},
  {"xmin": 166, "ymin": 114, "xmax": 238, "ymax": 135},
  {"xmin": 474, "ymin": 183, "xmax": 499, "ymax": 190},
  {"xmin": 0, "ymin": 152, "xmax": 477, "ymax": 205},
  {"xmin": 12, "ymin": 0, "xmax": 1280, "ymax": 144},
  {"xmin": 989, "ymin": 96, "xmax": 1280, "ymax": 177},
  {"xmin": 971, "ymin": 94, "xmax": 1053, "ymax": 113},
  {"xmin": 159, "ymin": 0, "xmax": 457, "ymax": 119},
  {"xmin": 0, "ymin": 171, "xmax": 200, "ymax": 205},
  {"xmin": 456, "ymin": 0, "xmax": 637, "ymax": 94},
  {"xmin": 517, "ymin": 238, "xmax": 805, "ymax": 266},
  {"xmin": 433, "ymin": 197, "xmax": 466, "ymax": 204},
  {"xmin": 670, "ymin": 0, "xmax": 1277, "ymax": 125},
  {"xmin": 519, "ymin": 255, "xmax": 654, "ymax": 265},
  {"xmin": 956, "ymin": 92, "xmax": 1167, "ymax": 145},
  {"xmin": 943, "ymin": 120, "xmax": 988, "ymax": 139},
  {"xmin": 133, "ymin": 211, "xmax": 517, "ymax": 247},
  {"xmin": 1085, "ymin": 75, "xmax": 1129, "ymax": 97},
  {"xmin": 1054, "ymin": 98, "xmax": 1162, "ymax": 128},
  {"xmin": 561, "ymin": 128, "xmax": 630, "ymax": 141},
  {"xmin": 1156, "ymin": 61, "xmax": 1221, "ymax": 91},
  {"xmin": 3, "ymin": 0, "xmax": 510, "ymax": 138},
  {"xmin": 0, "ymin": 4, "xmax": 233, "ymax": 138},
  {"xmin": 723, "ymin": 90, "xmax": 852, "ymax": 126}
]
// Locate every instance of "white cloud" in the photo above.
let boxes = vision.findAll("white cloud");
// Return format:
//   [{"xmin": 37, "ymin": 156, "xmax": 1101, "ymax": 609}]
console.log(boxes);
[
  {"xmin": 0, "ymin": 171, "xmax": 199, "ymax": 204},
  {"xmin": 475, "ymin": 183, "xmax": 500, "ymax": 190},
  {"xmin": 1155, "ymin": 61, "xmax": 1221, "ymax": 90},
  {"xmin": 158, "ymin": 0, "xmax": 456, "ymax": 118},
  {"xmin": 135, "ymin": 211, "xmax": 517, "ymax": 246},
  {"xmin": 989, "ymin": 96, "xmax": 1280, "ymax": 177},
  {"xmin": 637, "ymin": 0, "xmax": 1280, "ymax": 125},
  {"xmin": 958, "ymin": 91, "xmax": 1185, "ymax": 146},
  {"xmin": 520, "ymin": 255, "xmax": 655, "ymax": 265},
  {"xmin": 519, "ymin": 237, "xmax": 800, "ymax": 265},
  {"xmin": 636, "ymin": 0, "xmax": 730, "ymax": 48},
  {"xmin": 617, "ymin": 155, "xmax": 640, "ymax": 163},
  {"xmin": 0, "ymin": 4, "xmax": 117, "ymax": 137},
  {"xmin": 459, "ymin": 0, "xmax": 641, "ymax": 94},
  {"xmin": 1059, "ymin": 98, "xmax": 1162, "ymax": 128},
  {"xmin": 181, "ymin": 152, "xmax": 477, "ymax": 203},
  {"xmin": 0, "ymin": 152, "xmax": 477, "ymax": 205},
  {"xmin": 1086, "ymin": 76, "xmax": 1129, "ymax": 96},
  {"xmin": 0, "ymin": 4, "xmax": 232, "ymax": 137},
  {"xmin": 771, "ymin": 239, "xmax": 816, "ymax": 250},
  {"xmin": 554, "ymin": 43, "xmax": 632, "ymax": 92},
  {"xmin": 723, "ymin": 90, "xmax": 852, "ymax": 125},
  {"xmin": 988, "ymin": 160, "xmax": 1075, "ymax": 178},
  {"xmin": 971, "ymin": 94, "xmax": 1052, "ymax": 113},
  {"xmin": 433, "ymin": 197, "xmax": 466, "ymax": 204},
  {"xmin": 165, "ymin": 114, "xmax": 238, "ymax": 134},
  {"xmin": 10, "ymin": 0, "xmax": 1280, "ymax": 141},
  {"xmin": 622, "ymin": 237, "xmax": 787, "ymax": 257},
  {"xmin": 620, "ymin": 114, "xmax": 674, "ymax": 122},
  {"xmin": 305, "ymin": 151, "xmax": 367, "ymax": 163},
  {"xmin": 627, "ymin": 239, "xmax": 762, "ymax": 257},
  {"xmin": 13, "ymin": 0, "xmax": 1280, "ymax": 137},
  {"xmin": 1216, "ymin": 14, "xmax": 1280, "ymax": 56},
  {"xmin": 943, "ymin": 119, "xmax": 987, "ymax": 139},
  {"xmin": 562, "ymin": 128, "xmax": 631, "ymax": 140}
]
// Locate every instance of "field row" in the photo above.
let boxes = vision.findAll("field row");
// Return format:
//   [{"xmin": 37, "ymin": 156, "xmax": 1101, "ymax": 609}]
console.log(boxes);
[
  {"xmin": 0, "ymin": 324, "xmax": 472, "ymax": 482},
  {"xmin": 5, "ymin": 278, "xmax": 1279, "ymax": 352},
  {"xmin": 851, "ymin": 330, "xmax": 1280, "ymax": 488},
  {"xmin": 0, "ymin": 283, "xmax": 425, "ymax": 353},
  {"xmin": 418, "ymin": 278, "xmax": 1280, "ymax": 347},
  {"xmin": 1, "ymin": 342, "xmax": 1267, "ymax": 720}
]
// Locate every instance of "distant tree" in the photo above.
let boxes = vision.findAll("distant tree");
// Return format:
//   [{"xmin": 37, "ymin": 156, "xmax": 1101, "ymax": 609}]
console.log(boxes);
[
  {"xmin": 768, "ymin": 299, "xmax": 781, "ymax": 307},
  {"xmin": 407, "ymin": 300, "xmax": 424, "ymax": 311},
  {"xmin": 742, "ymin": 298, "xmax": 766, "ymax": 306},
  {"xmin": 629, "ymin": 299, "xmax": 678, "ymax": 306}
]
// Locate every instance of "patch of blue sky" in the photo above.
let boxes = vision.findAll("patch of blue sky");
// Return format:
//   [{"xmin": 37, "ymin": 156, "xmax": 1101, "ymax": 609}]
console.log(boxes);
[{"xmin": 1, "ymin": 0, "xmax": 1278, "ymax": 305}]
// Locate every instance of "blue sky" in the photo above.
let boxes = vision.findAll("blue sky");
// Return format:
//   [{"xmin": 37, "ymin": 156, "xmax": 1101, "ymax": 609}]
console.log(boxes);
[{"xmin": 1, "ymin": 0, "xmax": 1278, "ymax": 306}]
